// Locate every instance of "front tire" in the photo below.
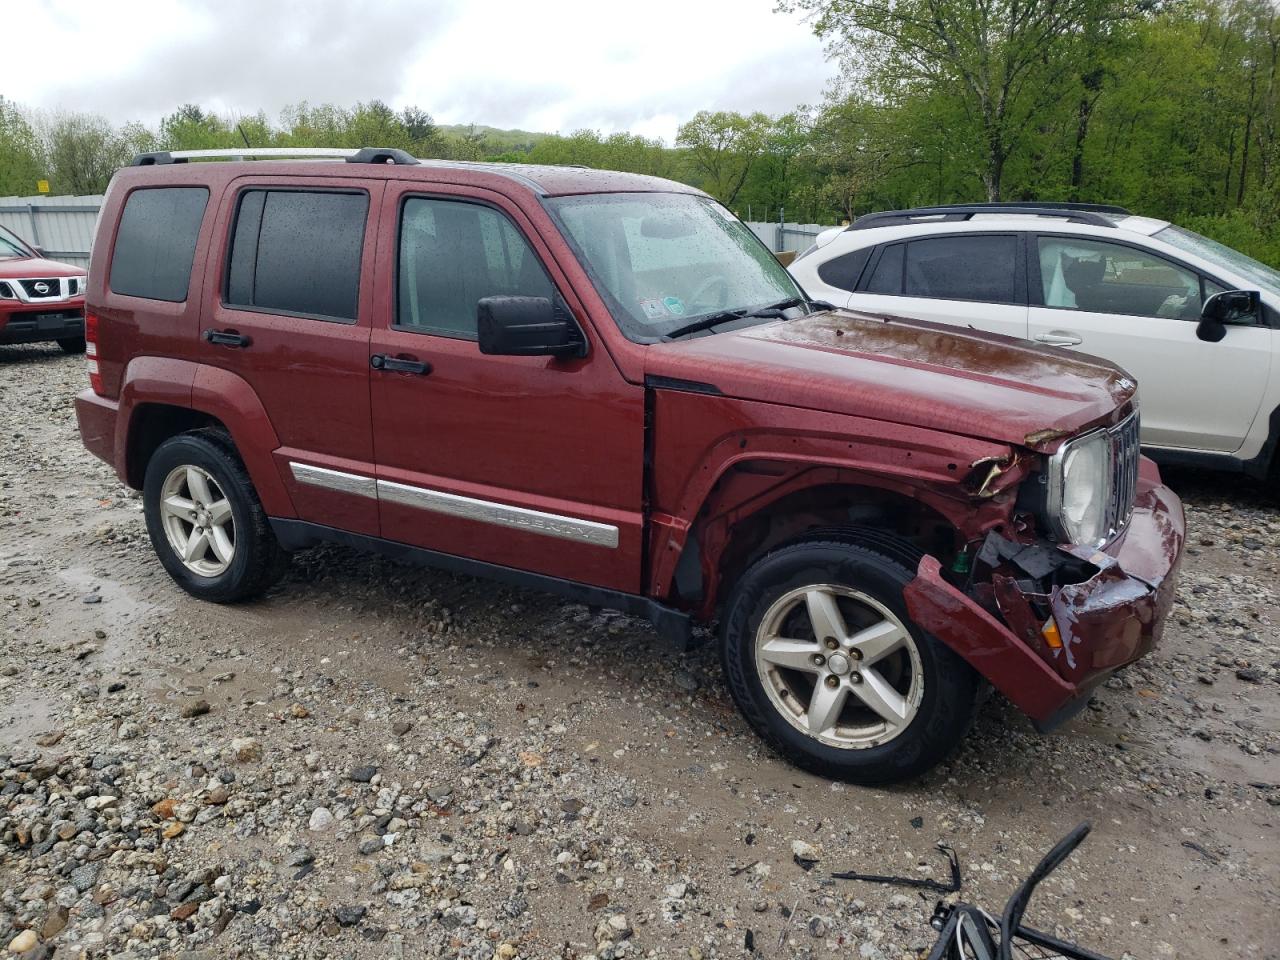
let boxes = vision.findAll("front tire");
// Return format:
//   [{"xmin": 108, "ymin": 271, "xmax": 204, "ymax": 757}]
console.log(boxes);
[
  {"xmin": 143, "ymin": 430, "xmax": 288, "ymax": 602},
  {"xmin": 721, "ymin": 537, "xmax": 979, "ymax": 784},
  {"xmin": 57, "ymin": 336, "xmax": 86, "ymax": 354}
]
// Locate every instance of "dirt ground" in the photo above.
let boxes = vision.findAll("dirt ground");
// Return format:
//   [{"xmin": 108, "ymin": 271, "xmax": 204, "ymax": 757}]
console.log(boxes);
[{"xmin": 1, "ymin": 343, "xmax": 1276, "ymax": 960}]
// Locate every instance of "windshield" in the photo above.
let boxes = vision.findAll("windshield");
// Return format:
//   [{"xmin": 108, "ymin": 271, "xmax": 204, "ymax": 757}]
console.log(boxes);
[
  {"xmin": 0, "ymin": 226, "xmax": 33, "ymax": 260},
  {"xmin": 1155, "ymin": 224, "xmax": 1280, "ymax": 294},
  {"xmin": 547, "ymin": 192, "xmax": 803, "ymax": 341}
]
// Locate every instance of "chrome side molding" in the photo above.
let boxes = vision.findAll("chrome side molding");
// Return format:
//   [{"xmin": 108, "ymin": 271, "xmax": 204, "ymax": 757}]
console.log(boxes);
[
  {"xmin": 287, "ymin": 462, "xmax": 618, "ymax": 548},
  {"xmin": 289, "ymin": 462, "xmax": 377, "ymax": 499}
]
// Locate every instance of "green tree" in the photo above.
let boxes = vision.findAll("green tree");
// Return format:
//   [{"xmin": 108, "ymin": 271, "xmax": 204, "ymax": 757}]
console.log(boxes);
[
  {"xmin": 783, "ymin": 0, "xmax": 1158, "ymax": 200},
  {"xmin": 41, "ymin": 112, "xmax": 138, "ymax": 194},
  {"xmin": 0, "ymin": 97, "xmax": 44, "ymax": 196},
  {"xmin": 676, "ymin": 111, "xmax": 770, "ymax": 206},
  {"xmin": 159, "ymin": 104, "xmax": 236, "ymax": 150}
]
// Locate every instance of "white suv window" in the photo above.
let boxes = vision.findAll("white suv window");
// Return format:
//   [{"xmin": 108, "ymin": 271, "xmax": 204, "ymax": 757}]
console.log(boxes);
[
  {"xmin": 903, "ymin": 235, "xmax": 1018, "ymax": 303},
  {"xmin": 1036, "ymin": 236, "xmax": 1214, "ymax": 321},
  {"xmin": 857, "ymin": 235, "xmax": 1019, "ymax": 303}
]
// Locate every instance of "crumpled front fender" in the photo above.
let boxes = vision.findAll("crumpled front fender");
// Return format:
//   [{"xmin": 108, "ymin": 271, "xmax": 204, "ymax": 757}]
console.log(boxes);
[{"xmin": 904, "ymin": 477, "xmax": 1185, "ymax": 728}]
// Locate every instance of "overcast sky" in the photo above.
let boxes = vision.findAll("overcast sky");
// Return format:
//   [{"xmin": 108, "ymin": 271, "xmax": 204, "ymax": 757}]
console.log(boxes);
[{"xmin": 8, "ymin": 0, "xmax": 838, "ymax": 143}]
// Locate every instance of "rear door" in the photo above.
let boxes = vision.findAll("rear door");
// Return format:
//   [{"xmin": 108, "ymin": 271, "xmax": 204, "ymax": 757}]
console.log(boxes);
[
  {"xmin": 200, "ymin": 176, "xmax": 382, "ymax": 534},
  {"xmin": 366, "ymin": 182, "xmax": 646, "ymax": 592},
  {"xmin": 845, "ymin": 233, "xmax": 1028, "ymax": 339},
  {"xmin": 1027, "ymin": 234, "xmax": 1271, "ymax": 451}
]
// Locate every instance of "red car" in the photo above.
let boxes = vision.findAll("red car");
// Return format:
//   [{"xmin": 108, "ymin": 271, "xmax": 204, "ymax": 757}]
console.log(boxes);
[
  {"xmin": 74, "ymin": 147, "xmax": 1185, "ymax": 783},
  {"xmin": 0, "ymin": 225, "xmax": 87, "ymax": 352}
]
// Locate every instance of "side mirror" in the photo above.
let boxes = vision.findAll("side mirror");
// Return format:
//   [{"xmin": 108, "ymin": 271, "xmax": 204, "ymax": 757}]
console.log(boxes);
[
  {"xmin": 1198, "ymin": 289, "xmax": 1260, "ymax": 342},
  {"xmin": 477, "ymin": 296, "xmax": 586, "ymax": 358}
]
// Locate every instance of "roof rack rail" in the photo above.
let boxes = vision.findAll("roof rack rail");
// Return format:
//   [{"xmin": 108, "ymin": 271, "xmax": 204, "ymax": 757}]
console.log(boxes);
[
  {"xmin": 849, "ymin": 202, "xmax": 1131, "ymax": 230},
  {"xmin": 948, "ymin": 201, "xmax": 1132, "ymax": 215},
  {"xmin": 130, "ymin": 147, "xmax": 420, "ymax": 166}
]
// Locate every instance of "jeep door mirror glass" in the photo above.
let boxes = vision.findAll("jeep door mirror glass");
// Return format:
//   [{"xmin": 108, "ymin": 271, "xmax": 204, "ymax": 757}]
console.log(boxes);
[
  {"xmin": 1197, "ymin": 289, "xmax": 1260, "ymax": 342},
  {"xmin": 477, "ymin": 296, "xmax": 585, "ymax": 358}
]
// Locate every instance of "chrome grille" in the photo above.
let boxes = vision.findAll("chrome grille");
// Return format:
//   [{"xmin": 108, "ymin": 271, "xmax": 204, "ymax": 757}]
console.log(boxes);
[
  {"xmin": 1105, "ymin": 410, "xmax": 1141, "ymax": 540},
  {"xmin": 18, "ymin": 278, "xmax": 63, "ymax": 298}
]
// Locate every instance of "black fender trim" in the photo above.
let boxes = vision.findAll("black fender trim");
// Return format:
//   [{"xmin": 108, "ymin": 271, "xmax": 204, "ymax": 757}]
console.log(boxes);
[
  {"xmin": 269, "ymin": 518, "xmax": 695, "ymax": 650},
  {"xmin": 1243, "ymin": 403, "xmax": 1280, "ymax": 481}
]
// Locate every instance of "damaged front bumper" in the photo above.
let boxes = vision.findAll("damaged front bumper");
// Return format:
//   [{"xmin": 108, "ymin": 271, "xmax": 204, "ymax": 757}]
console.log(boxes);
[{"xmin": 904, "ymin": 464, "xmax": 1185, "ymax": 731}]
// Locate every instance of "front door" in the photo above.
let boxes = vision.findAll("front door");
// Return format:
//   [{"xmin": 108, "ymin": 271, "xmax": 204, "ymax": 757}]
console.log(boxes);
[
  {"xmin": 1027, "ymin": 234, "xmax": 1272, "ymax": 452},
  {"xmin": 367, "ymin": 184, "xmax": 645, "ymax": 592},
  {"xmin": 200, "ymin": 176, "xmax": 381, "ymax": 534}
]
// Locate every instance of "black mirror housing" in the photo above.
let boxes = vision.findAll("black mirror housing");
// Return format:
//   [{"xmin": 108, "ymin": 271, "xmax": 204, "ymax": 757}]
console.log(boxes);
[
  {"xmin": 1198, "ymin": 289, "xmax": 1260, "ymax": 342},
  {"xmin": 477, "ymin": 296, "xmax": 586, "ymax": 358},
  {"xmin": 1203, "ymin": 288, "xmax": 1259, "ymax": 322}
]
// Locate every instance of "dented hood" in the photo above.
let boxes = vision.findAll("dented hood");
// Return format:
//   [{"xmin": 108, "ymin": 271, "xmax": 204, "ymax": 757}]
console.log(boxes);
[{"xmin": 645, "ymin": 310, "xmax": 1136, "ymax": 449}]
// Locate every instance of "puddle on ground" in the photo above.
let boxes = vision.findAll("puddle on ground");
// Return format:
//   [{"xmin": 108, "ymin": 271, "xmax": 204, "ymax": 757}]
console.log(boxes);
[
  {"xmin": 0, "ymin": 685, "xmax": 59, "ymax": 754},
  {"xmin": 0, "ymin": 565, "xmax": 164, "ymax": 753}
]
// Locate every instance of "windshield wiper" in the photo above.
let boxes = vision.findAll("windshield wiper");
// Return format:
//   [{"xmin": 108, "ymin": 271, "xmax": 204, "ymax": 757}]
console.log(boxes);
[
  {"xmin": 663, "ymin": 308, "xmax": 751, "ymax": 340},
  {"xmin": 664, "ymin": 297, "xmax": 820, "ymax": 340}
]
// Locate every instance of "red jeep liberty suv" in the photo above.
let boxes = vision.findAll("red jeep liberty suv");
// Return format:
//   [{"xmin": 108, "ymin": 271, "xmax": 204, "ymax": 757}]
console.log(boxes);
[{"xmin": 74, "ymin": 147, "xmax": 1185, "ymax": 783}]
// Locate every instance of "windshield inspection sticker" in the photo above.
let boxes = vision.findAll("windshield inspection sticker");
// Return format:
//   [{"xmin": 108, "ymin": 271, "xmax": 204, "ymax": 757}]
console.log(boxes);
[
  {"xmin": 639, "ymin": 298, "xmax": 668, "ymax": 320},
  {"xmin": 662, "ymin": 296, "xmax": 686, "ymax": 316}
]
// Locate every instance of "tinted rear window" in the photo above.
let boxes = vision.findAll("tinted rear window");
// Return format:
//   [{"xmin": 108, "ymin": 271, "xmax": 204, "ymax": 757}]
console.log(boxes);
[
  {"xmin": 817, "ymin": 245, "xmax": 873, "ymax": 293},
  {"xmin": 225, "ymin": 190, "xmax": 368, "ymax": 321},
  {"xmin": 109, "ymin": 187, "xmax": 209, "ymax": 302},
  {"xmin": 904, "ymin": 235, "xmax": 1018, "ymax": 303},
  {"xmin": 863, "ymin": 243, "xmax": 904, "ymax": 294}
]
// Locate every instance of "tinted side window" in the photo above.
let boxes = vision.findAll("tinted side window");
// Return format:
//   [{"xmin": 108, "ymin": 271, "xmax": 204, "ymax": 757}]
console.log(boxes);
[
  {"xmin": 398, "ymin": 198, "xmax": 554, "ymax": 337},
  {"xmin": 109, "ymin": 187, "xmax": 209, "ymax": 302},
  {"xmin": 863, "ymin": 243, "xmax": 904, "ymax": 294},
  {"xmin": 225, "ymin": 190, "xmax": 368, "ymax": 321},
  {"xmin": 1037, "ymin": 236, "xmax": 1207, "ymax": 321},
  {"xmin": 817, "ymin": 246, "xmax": 873, "ymax": 292},
  {"xmin": 904, "ymin": 235, "xmax": 1018, "ymax": 303}
]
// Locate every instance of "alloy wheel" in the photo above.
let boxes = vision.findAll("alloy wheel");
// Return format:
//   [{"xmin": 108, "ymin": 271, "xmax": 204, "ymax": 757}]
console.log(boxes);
[
  {"xmin": 753, "ymin": 584, "xmax": 924, "ymax": 749},
  {"xmin": 159, "ymin": 464, "xmax": 236, "ymax": 577}
]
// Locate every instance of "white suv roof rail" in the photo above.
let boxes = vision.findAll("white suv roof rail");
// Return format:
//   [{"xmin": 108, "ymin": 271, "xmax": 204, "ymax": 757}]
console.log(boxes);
[
  {"xmin": 131, "ymin": 147, "xmax": 420, "ymax": 166},
  {"xmin": 849, "ymin": 203, "xmax": 1129, "ymax": 230}
]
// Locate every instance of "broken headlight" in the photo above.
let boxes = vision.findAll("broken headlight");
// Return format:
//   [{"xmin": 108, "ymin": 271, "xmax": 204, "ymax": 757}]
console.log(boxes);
[{"xmin": 1045, "ymin": 429, "xmax": 1110, "ymax": 546}]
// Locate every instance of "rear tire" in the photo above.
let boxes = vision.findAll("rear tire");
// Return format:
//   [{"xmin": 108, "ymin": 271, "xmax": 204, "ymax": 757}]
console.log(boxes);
[
  {"xmin": 57, "ymin": 336, "xmax": 85, "ymax": 354},
  {"xmin": 721, "ymin": 537, "xmax": 979, "ymax": 784},
  {"xmin": 143, "ymin": 429, "xmax": 288, "ymax": 602}
]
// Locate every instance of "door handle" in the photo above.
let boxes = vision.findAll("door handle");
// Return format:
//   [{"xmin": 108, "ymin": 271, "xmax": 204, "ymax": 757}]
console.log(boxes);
[
  {"xmin": 371, "ymin": 353, "xmax": 431, "ymax": 375},
  {"xmin": 203, "ymin": 328, "xmax": 252, "ymax": 348},
  {"xmin": 1034, "ymin": 332, "xmax": 1083, "ymax": 347}
]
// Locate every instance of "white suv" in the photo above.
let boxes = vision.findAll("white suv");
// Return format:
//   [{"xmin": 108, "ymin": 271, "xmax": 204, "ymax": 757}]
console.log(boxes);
[{"xmin": 789, "ymin": 203, "xmax": 1279, "ymax": 485}]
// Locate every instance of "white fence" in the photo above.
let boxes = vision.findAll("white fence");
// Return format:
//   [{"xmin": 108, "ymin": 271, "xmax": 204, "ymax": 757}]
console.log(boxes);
[
  {"xmin": 0, "ymin": 197, "xmax": 831, "ymax": 270},
  {"xmin": 0, "ymin": 195, "xmax": 102, "ymax": 268},
  {"xmin": 744, "ymin": 221, "xmax": 831, "ymax": 253}
]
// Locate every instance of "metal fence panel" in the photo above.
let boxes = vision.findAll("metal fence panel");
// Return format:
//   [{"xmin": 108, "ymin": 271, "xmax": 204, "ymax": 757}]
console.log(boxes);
[
  {"xmin": 0, "ymin": 195, "xmax": 103, "ymax": 269},
  {"xmin": 743, "ymin": 221, "xmax": 831, "ymax": 253}
]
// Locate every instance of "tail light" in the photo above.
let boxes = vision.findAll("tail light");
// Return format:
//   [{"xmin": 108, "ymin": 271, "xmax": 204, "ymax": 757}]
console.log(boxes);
[{"xmin": 85, "ymin": 311, "xmax": 104, "ymax": 396}]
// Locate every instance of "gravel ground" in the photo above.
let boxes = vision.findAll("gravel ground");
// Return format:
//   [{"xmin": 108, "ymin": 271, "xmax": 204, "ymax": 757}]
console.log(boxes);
[{"xmin": 1, "ymin": 344, "xmax": 1276, "ymax": 960}]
